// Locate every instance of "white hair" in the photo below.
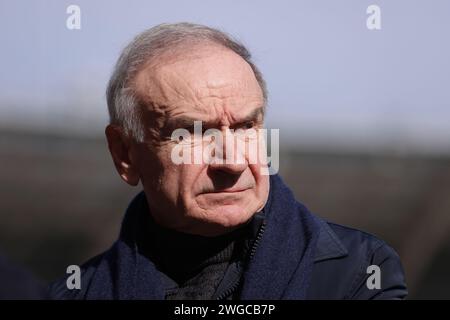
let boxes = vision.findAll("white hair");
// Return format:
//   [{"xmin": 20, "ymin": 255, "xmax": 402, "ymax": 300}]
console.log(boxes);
[{"xmin": 106, "ymin": 22, "xmax": 267, "ymax": 142}]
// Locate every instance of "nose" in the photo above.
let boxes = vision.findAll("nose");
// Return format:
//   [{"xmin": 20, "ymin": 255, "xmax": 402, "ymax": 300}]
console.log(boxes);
[
  {"xmin": 207, "ymin": 128, "xmax": 248, "ymax": 175},
  {"xmin": 209, "ymin": 161, "xmax": 248, "ymax": 175}
]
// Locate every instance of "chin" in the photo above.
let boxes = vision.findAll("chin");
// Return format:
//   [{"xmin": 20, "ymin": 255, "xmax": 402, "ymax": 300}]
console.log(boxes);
[{"xmin": 202, "ymin": 205, "xmax": 254, "ymax": 229}]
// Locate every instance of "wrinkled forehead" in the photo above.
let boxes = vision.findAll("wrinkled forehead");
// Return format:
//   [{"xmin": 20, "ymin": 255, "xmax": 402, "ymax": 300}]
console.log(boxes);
[{"xmin": 133, "ymin": 44, "xmax": 264, "ymax": 121}]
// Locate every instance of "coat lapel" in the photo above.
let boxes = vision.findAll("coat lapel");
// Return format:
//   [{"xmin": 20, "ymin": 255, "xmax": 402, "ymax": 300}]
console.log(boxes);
[{"xmin": 239, "ymin": 175, "xmax": 321, "ymax": 299}]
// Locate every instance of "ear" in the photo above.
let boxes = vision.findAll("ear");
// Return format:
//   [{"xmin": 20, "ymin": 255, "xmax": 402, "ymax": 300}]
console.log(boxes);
[{"xmin": 105, "ymin": 125, "xmax": 140, "ymax": 186}]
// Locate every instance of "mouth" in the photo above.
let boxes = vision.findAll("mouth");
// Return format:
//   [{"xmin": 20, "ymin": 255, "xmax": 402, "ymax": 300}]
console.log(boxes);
[{"xmin": 201, "ymin": 187, "xmax": 251, "ymax": 195}]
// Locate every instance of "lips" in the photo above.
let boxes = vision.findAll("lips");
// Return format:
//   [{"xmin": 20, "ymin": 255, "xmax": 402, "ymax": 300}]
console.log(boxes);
[
  {"xmin": 212, "ymin": 188, "xmax": 249, "ymax": 193},
  {"xmin": 201, "ymin": 186, "xmax": 251, "ymax": 194}
]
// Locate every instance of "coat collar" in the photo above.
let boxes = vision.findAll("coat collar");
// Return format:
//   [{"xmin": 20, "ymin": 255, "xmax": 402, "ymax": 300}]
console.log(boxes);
[
  {"xmin": 314, "ymin": 218, "xmax": 348, "ymax": 262},
  {"xmin": 239, "ymin": 174, "xmax": 322, "ymax": 299}
]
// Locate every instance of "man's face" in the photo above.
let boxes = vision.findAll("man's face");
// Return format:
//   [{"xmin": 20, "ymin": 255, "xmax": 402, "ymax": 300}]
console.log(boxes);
[{"xmin": 129, "ymin": 45, "xmax": 269, "ymax": 236}]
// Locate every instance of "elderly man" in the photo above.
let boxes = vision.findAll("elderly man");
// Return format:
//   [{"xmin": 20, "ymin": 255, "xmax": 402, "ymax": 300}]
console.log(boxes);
[{"xmin": 50, "ymin": 23, "xmax": 407, "ymax": 300}]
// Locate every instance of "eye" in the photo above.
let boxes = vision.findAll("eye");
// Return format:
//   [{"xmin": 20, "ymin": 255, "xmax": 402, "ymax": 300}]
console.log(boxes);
[
  {"xmin": 174, "ymin": 134, "xmax": 187, "ymax": 144},
  {"xmin": 244, "ymin": 121, "xmax": 255, "ymax": 129}
]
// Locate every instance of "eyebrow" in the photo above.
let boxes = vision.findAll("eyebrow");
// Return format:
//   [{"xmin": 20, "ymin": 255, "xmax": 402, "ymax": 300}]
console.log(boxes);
[
  {"xmin": 164, "ymin": 106, "xmax": 264, "ymax": 131},
  {"xmin": 236, "ymin": 107, "xmax": 265, "ymax": 124}
]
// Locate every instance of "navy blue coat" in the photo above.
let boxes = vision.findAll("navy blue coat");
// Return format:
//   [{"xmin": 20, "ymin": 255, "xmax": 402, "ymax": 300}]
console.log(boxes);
[{"xmin": 50, "ymin": 174, "xmax": 407, "ymax": 300}]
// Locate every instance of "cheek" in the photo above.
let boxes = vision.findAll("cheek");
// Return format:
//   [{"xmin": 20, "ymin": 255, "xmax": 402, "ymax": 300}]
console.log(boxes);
[
  {"xmin": 137, "ymin": 145, "xmax": 179, "ymax": 194},
  {"xmin": 156, "ymin": 148, "xmax": 205, "ymax": 204},
  {"xmin": 244, "ymin": 134, "xmax": 269, "ymax": 170},
  {"xmin": 251, "ymin": 170, "xmax": 270, "ymax": 213},
  {"xmin": 248, "ymin": 163, "xmax": 270, "ymax": 197},
  {"xmin": 155, "ymin": 148, "xmax": 183, "ymax": 193},
  {"xmin": 178, "ymin": 164, "xmax": 206, "ymax": 198}
]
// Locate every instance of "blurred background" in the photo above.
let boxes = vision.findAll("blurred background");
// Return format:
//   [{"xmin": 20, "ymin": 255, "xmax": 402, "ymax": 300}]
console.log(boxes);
[{"xmin": 0, "ymin": 0, "xmax": 449, "ymax": 299}]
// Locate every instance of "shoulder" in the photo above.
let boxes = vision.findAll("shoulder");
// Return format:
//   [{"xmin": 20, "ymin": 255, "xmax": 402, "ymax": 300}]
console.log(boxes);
[
  {"xmin": 308, "ymin": 218, "xmax": 408, "ymax": 299},
  {"xmin": 325, "ymin": 221, "xmax": 386, "ymax": 259}
]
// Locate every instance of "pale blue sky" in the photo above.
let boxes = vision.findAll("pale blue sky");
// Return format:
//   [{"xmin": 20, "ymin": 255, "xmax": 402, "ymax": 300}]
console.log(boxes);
[{"xmin": 0, "ymin": 0, "xmax": 449, "ymax": 152}]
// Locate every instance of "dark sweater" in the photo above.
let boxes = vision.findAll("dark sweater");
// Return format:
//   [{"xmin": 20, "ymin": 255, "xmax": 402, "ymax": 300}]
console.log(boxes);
[{"xmin": 137, "ymin": 206, "xmax": 262, "ymax": 300}]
